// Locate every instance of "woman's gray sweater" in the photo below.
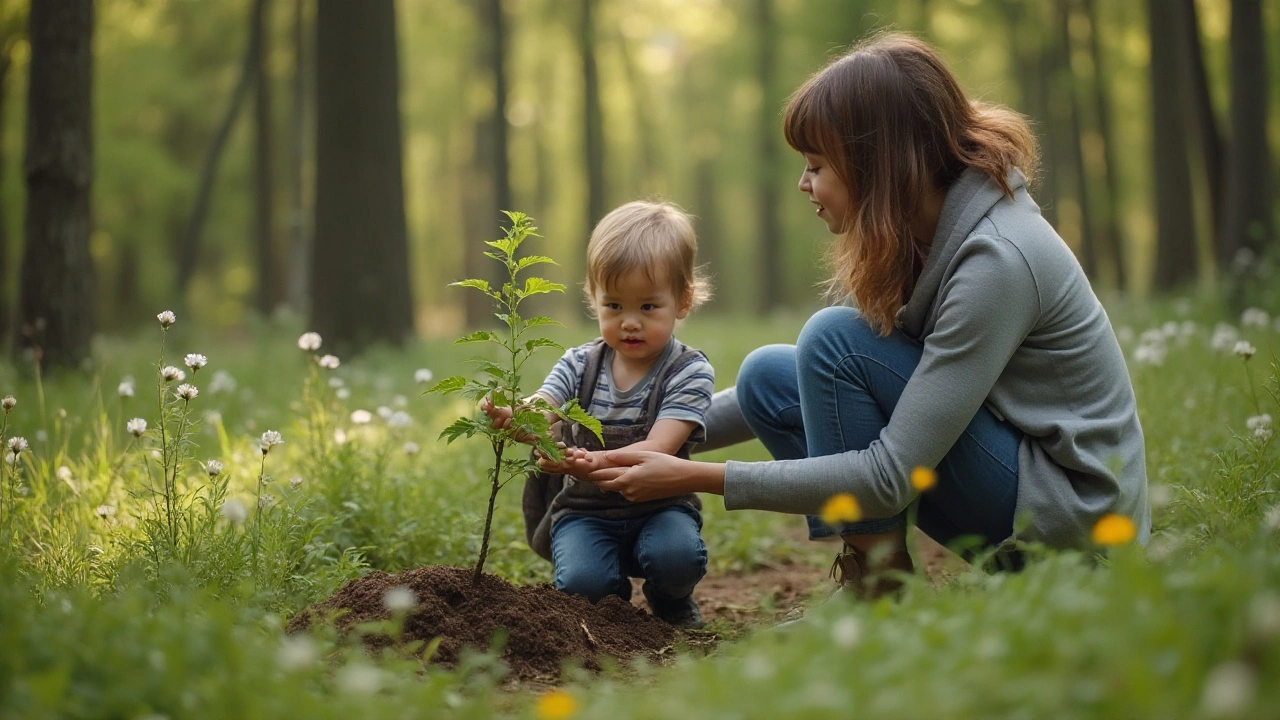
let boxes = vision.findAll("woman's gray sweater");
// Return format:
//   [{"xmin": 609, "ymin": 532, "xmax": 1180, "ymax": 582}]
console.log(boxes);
[{"xmin": 720, "ymin": 167, "xmax": 1151, "ymax": 549}]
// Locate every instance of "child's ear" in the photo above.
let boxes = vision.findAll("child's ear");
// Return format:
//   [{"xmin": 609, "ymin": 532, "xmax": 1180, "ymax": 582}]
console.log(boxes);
[{"xmin": 676, "ymin": 289, "xmax": 694, "ymax": 319}]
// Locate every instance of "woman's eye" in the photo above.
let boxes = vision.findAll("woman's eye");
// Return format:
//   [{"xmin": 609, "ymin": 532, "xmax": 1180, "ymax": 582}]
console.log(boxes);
[{"xmin": 805, "ymin": 166, "xmax": 819, "ymax": 174}]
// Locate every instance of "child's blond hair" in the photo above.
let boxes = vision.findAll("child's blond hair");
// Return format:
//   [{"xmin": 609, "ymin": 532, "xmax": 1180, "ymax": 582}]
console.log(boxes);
[{"xmin": 584, "ymin": 201, "xmax": 712, "ymax": 313}]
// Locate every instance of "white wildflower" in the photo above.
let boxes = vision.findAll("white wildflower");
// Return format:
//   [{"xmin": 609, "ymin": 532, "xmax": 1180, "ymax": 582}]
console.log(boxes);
[
  {"xmin": 376, "ymin": 406, "xmax": 393, "ymax": 420},
  {"xmin": 126, "ymin": 418, "xmax": 148, "ymax": 437},
  {"xmin": 258, "ymin": 495, "xmax": 275, "ymax": 510},
  {"xmin": 1248, "ymin": 592, "xmax": 1280, "ymax": 642},
  {"xmin": 414, "ymin": 368, "xmax": 434, "ymax": 384},
  {"xmin": 57, "ymin": 466, "xmax": 73, "ymax": 483},
  {"xmin": 95, "ymin": 504, "xmax": 116, "ymax": 519},
  {"xmin": 1241, "ymin": 308, "xmax": 1270, "ymax": 328},
  {"xmin": 1160, "ymin": 320, "xmax": 1179, "ymax": 338},
  {"xmin": 4, "ymin": 452, "xmax": 16, "ymax": 466},
  {"xmin": 333, "ymin": 428, "xmax": 348, "ymax": 445},
  {"xmin": 328, "ymin": 376, "xmax": 344, "ymax": 389},
  {"xmin": 1256, "ymin": 427, "xmax": 1273, "ymax": 442},
  {"xmin": 337, "ymin": 664, "xmax": 382, "ymax": 695},
  {"xmin": 388, "ymin": 411, "xmax": 412, "ymax": 428},
  {"xmin": 1233, "ymin": 340, "xmax": 1256, "ymax": 360},
  {"xmin": 1200, "ymin": 660, "xmax": 1256, "ymax": 718},
  {"xmin": 297, "ymin": 332, "xmax": 322, "ymax": 352},
  {"xmin": 336, "ymin": 388, "xmax": 351, "ymax": 401},
  {"xmin": 1266, "ymin": 505, "xmax": 1280, "ymax": 531},
  {"xmin": 318, "ymin": 354, "xmax": 340, "ymax": 370},
  {"xmin": 205, "ymin": 459, "xmax": 224, "ymax": 476},
  {"xmin": 260, "ymin": 430, "xmax": 284, "ymax": 454},
  {"xmin": 393, "ymin": 394, "xmax": 408, "ymax": 407},
  {"xmin": 403, "ymin": 441, "xmax": 420, "ymax": 455},
  {"xmin": 277, "ymin": 636, "xmax": 318, "ymax": 672},
  {"xmin": 1246, "ymin": 414, "xmax": 1272, "ymax": 431},
  {"xmin": 1, "ymin": 395, "xmax": 15, "ymax": 411},
  {"xmin": 157, "ymin": 310, "xmax": 176, "ymax": 328},
  {"xmin": 160, "ymin": 366, "xmax": 185, "ymax": 383},
  {"xmin": 117, "ymin": 379, "xmax": 135, "ymax": 398},
  {"xmin": 220, "ymin": 498, "xmax": 248, "ymax": 524},
  {"xmin": 350, "ymin": 409, "xmax": 373, "ymax": 425},
  {"xmin": 14, "ymin": 484, "xmax": 28, "ymax": 497},
  {"xmin": 208, "ymin": 370, "xmax": 237, "ymax": 394},
  {"xmin": 203, "ymin": 410, "xmax": 222, "ymax": 427},
  {"xmin": 1211, "ymin": 323, "xmax": 1239, "ymax": 352},
  {"xmin": 8, "ymin": 436, "xmax": 28, "ymax": 454},
  {"xmin": 1134, "ymin": 343, "xmax": 1167, "ymax": 367},
  {"xmin": 174, "ymin": 384, "xmax": 199, "ymax": 401},
  {"xmin": 290, "ymin": 476, "xmax": 304, "ymax": 490},
  {"xmin": 1148, "ymin": 484, "xmax": 1173, "ymax": 510},
  {"xmin": 34, "ymin": 430, "xmax": 46, "ymax": 443},
  {"xmin": 831, "ymin": 615, "xmax": 861, "ymax": 648},
  {"xmin": 184, "ymin": 353, "xmax": 208, "ymax": 372},
  {"xmin": 382, "ymin": 586, "xmax": 418, "ymax": 613}
]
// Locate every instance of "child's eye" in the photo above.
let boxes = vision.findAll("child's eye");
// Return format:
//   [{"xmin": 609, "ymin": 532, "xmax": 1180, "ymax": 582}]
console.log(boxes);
[
  {"xmin": 642, "ymin": 303, "xmax": 657, "ymax": 312},
  {"xmin": 605, "ymin": 303, "xmax": 622, "ymax": 311}
]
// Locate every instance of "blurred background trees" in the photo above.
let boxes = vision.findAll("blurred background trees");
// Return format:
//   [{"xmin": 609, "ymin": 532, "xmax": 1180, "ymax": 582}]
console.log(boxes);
[{"xmin": 0, "ymin": 0, "xmax": 1276, "ymax": 364}]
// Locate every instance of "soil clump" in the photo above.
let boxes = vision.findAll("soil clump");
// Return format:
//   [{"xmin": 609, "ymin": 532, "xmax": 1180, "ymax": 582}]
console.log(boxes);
[{"xmin": 289, "ymin": 565, "xmax": 674, "ymax": 681}]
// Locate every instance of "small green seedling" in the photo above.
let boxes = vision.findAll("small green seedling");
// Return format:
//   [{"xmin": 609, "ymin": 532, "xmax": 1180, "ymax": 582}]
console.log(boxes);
[{"xmin": 428, "ymin": 211, "xmax": 602, "ymax": 584}]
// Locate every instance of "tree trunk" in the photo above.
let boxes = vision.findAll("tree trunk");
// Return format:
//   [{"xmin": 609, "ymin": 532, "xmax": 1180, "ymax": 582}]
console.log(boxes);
[
  {"xmin": 1147, "ymin": 0, "xmax": 1198, "ymax": 290},
  {"xmin": 15, "ymin": 0, "xmax": 94, "ymax": 368},
  {"xmin": 755, "ymin": 0, "xmax": 783, "ymax": 314},
  {"xmin": 286, "ymin": 0, "xmax": 312, "ymax": 314},
  {"xmin": 0, "ymin": 46, "xmax": 12, "ymax": 343},
  {"xmin": 463, "ymin": 0, "xmax": 512, "ymax": 328},
  {"xmin": 1221, "ymin": 0, "xmax": 1272, "ymax": 266},
  {"xmin": 254, "ymin": 0, "xmax": 279, "ymax": 316},
  {"xmin": 311, "ymin": 0, "xmax": 414, "ymax": 353},
  {"xmin": 1080, "ymin": 0, "xmax": 1127, "ymax": 292},
  {"xmin": 1058, "ymin": 0, "xmax": 1096, "ymax": 279},
  {"xmin": 176, "ymin": 0, "xmax": 261, "ymax": 297},
  {"xmin": 1172, "ymin": 0, "xmax": 1224, "ymax": 259},
  {"xmin": 579, "ymin": 0, "xmax": 606, "ymax": 236}
]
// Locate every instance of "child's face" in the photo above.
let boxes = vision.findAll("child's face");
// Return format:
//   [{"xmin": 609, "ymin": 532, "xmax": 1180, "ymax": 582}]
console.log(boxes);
[
  {"xmin": 593, "ymin": 267, "xmax": 690, "ymax": 368},
  {"xmin": 798, "ymin": 152, "xmax": 851, "ymax": 234}
]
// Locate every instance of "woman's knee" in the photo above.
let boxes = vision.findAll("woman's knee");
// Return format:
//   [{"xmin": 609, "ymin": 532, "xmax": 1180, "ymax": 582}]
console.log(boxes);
[
  {"xmin": 795, "ymin": 306, "xmax": 877, "ymax": 375},
  {"xmin": 738, "ymin": 344, "xmax": 796, "ymax": 422}
]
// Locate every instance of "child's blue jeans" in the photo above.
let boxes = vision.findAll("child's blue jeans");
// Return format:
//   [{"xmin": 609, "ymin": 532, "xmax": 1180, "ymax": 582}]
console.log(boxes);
[
  {"xmin": 736, "ymin": 306, "xmax": 1021, "ymax": 549},
  {"xmin": 550, "ymin": 506, "xmax": 706, "ymax": 604}
]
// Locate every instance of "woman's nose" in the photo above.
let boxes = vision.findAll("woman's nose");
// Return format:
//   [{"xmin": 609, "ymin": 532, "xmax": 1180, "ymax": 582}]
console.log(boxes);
[{"xmin": 797, "ymin": 169, "xmax": 810, "ymax": 193}]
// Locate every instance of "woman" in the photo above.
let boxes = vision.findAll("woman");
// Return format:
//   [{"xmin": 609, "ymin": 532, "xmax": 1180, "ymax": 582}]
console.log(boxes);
[{"xmin": 581, "ymin": 33, "xmax": 1150, "ymax": 597}]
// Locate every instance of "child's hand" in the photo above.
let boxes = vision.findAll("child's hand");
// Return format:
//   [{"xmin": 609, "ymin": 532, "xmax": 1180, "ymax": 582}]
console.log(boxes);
[
  {"xmin": 537, "ymin": 448, "xmax": 603, "ymax": 480},
  {"xmin": 479, "ymin": 395, "xmax": 515, "ymax": 430}
]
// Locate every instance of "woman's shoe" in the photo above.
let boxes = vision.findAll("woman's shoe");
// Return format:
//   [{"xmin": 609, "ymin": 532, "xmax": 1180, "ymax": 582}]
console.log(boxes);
[{"xmin": 829, "ymin": 542, "xmax": 914, "ymax": 600}]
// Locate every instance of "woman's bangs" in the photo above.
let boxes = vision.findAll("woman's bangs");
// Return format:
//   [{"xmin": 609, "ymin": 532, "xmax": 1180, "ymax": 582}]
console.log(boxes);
[{"xmin": 782, "ymin": 81, "xmax": 830, "ymax": 156}]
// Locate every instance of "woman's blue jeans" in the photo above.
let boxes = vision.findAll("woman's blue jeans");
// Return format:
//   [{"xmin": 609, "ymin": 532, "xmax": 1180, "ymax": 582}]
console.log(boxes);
[
  {"xmin": 736, "ymin": 306, "xmax": 1021, "ymax": 549},
  {"xmin": 550, "ymin": 506, "xmax": 706, "ymax": 605}
]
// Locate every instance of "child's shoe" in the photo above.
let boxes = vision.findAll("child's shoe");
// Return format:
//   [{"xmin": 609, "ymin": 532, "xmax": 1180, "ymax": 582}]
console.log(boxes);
[{"xmin": 642, "ymin": 583, "xmax": 705, "ymax": 629}]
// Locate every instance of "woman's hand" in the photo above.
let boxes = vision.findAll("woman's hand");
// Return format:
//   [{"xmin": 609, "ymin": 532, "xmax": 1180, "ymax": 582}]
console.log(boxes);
[{"xmin": 580, "ymin": 450, "xmax": 699, "ymax": 502}]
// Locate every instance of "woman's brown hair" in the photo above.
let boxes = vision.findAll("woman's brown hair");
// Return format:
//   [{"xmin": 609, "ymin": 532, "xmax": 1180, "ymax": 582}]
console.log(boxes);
[{"xmin": 783, "ymin": 32, "xmax": 1037, "ymax": 334}]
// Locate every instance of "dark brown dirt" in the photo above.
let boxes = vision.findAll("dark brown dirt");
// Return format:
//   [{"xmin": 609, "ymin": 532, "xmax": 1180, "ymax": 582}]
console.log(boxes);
[{"xmin": 288, "ymin": 565, "xmax": 675, "ymax": 681}]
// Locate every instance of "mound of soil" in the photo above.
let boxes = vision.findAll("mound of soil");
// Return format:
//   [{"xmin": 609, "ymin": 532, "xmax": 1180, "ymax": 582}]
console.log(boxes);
[{"xmin": 288, "ymin": 565, "xmax": 675, "ymax": 681}]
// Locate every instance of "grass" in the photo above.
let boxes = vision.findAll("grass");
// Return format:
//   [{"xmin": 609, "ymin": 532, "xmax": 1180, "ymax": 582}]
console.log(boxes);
[{"xmin": 0, "ymin": 294, "xmax": 1278, "ymax": 719}]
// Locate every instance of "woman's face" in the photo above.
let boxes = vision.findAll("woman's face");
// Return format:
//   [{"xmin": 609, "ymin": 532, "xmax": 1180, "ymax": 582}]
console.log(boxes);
[{"xmin": 798, "ymin": 153, "xmax": 850, "ymax": 234}]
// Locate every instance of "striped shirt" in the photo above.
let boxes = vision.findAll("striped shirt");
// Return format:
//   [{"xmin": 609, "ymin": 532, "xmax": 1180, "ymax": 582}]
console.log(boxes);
[{"xmin": 537, "ymin": 337, "xmax": 715, "ymax": 441}]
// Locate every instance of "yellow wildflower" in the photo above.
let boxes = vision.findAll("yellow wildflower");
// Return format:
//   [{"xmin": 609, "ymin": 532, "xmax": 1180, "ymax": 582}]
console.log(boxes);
[
  {"xmin": 820, "ymin": 493, "xmax": 862, "ymax": 526},
  {"xmin": 910, "ymin": 466, "xmax": 937, "ymax": 492},
  {"xmin": 535, "ymin": 690, "xmax": 578, "ymax": 720},
  {"xmin": 1091, "ymin": 513, "xmax": 1137, "ymax": 546}
]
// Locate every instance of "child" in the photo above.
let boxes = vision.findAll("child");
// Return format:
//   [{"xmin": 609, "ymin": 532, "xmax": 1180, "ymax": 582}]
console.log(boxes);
[{"xmin": 482, "ymin": 200, "xmax": 714, "ymax": 628}]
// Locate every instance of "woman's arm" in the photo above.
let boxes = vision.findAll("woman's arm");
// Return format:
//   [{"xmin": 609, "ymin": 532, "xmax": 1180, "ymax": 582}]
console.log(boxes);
[{"xmin": 585, "ymin": 451, "xmax": 727, "ymax": 502}]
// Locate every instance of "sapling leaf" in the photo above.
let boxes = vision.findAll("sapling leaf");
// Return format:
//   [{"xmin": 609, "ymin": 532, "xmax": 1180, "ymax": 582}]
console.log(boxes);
[
  {"xmin": 561, "ymin": 399, "xmax": 604, "ymax": 444},
  {"xmin": 439, "ymin": 417, "xmax": 483, "ymax": 443},
  {"xmin": 523, "ymin": 316, "xmax": 561, "ymax": 329},
  {"xmin": 525, "ymin": 337, "xmax": 562, "ymax": 353},
  {"xmin": 521, "ymin": 277, "xmax": 565, "ymax": 297},
  {"xmin": 515, "ymin": 255, "xmax": 557, "ymax": 273},
  {"xmin": 449, "ymin": 279, "xmax": 497, "ymax": 297},
  {"xmin": 455, "ymin": 330, "xmax": 498, "ymax": 344},
  {"xmin": 426, "ymin": 376, "xmax": 467, "ymax": 395}
]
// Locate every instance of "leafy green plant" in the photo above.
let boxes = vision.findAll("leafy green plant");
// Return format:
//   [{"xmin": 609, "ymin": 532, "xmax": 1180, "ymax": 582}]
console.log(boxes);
[{"xmin": 428, "ymin": 211, "xmax": 602, "ymax": 584}]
